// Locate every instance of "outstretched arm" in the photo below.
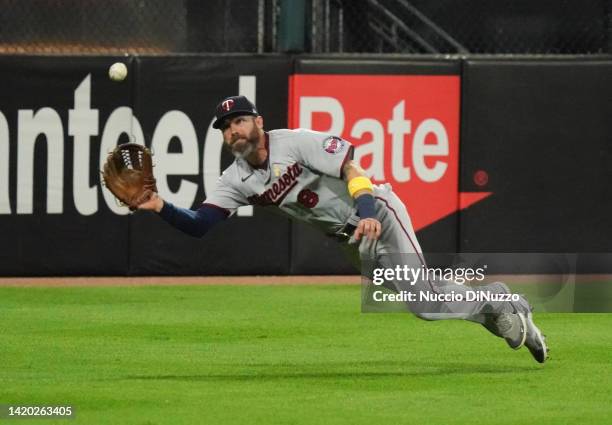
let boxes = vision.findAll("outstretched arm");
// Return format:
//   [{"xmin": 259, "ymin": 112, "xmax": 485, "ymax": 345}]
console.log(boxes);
[
  {"xmin": 342, "ymin": 160, "xmax": 381, "ymax": 241},
  {"xmin": 137, "ymin": 193, "xmax": 228, "ymax": 238}
]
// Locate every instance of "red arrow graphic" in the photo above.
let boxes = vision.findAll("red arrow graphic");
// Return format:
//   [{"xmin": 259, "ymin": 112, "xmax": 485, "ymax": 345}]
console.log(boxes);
[{"xmin": 405, "ymin": 191, "xmax": 493, "ymax": 231}]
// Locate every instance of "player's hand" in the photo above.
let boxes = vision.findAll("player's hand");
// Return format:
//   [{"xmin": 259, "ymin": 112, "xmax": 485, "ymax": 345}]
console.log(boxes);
[
  {"xmin": 137, "ymin": 191, "xmax": 164, "ymax": 212},
  {"xmin": 354, "ymin": 218, "xmax": 382, "ymax": 241}
]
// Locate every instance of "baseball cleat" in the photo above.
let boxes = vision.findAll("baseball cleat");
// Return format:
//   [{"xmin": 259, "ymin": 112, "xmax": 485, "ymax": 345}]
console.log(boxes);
[
  {"xmin": 508, "ymin": 289, "xmax": 549, "ymax": 363},
  {"xmin": 523, "ymin": 311, "xmax": 549, "ymax": 363},
  {"xmin": 476, "ymin": 281, "xmax": 549, "ymax": 361},
  {"xmin": 481, "ymin": 282, "xmax": 526, "ymax": 349},
  {"xmin": 494, "ymin": 312, "xmax": 527, "ymax": 350}
]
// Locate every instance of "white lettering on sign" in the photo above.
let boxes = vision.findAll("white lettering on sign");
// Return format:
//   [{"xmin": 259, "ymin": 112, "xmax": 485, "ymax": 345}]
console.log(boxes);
[
  {"xmin": 298, "ymin": 97, "xmax": 450, "ymax": 183},
  {"xmin": 0, "ymin": 74, "xmax": 256, "ymax": 216}
]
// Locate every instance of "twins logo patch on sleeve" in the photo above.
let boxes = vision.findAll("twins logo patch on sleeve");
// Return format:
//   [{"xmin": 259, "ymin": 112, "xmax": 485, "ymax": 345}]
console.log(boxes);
[{"xmin": 322, "ymin": 136, "xmax": 346, "ymax": 155}]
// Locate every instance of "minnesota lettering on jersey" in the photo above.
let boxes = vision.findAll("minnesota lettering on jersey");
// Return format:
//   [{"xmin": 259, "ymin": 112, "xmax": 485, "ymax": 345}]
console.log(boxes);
[{"xmin": 248, "ymin": 163, "xmax": 303, "ymax": 206}]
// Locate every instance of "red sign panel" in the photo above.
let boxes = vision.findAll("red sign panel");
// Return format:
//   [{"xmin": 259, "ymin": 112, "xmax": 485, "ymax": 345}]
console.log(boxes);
[{"xmin": 289, "ymin": 74, "xmax": 489, "ymax": 230}]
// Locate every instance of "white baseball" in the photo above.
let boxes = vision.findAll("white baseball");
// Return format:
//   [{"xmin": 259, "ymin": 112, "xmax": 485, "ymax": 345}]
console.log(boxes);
[{"xmin": 108, "ymin": 62, "xmax": 128, "ymax": 82}]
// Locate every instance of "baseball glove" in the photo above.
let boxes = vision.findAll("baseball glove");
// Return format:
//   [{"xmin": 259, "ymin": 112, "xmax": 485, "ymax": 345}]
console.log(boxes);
[{"xmin": 101, "ymin": 143, "xmax": 157, "ymax": 210}]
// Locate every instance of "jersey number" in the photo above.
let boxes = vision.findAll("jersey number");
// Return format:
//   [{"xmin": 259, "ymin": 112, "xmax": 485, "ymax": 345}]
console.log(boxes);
[{"xmin": 297, "ymin": 189, "xmax": 319, "ymax": 208}]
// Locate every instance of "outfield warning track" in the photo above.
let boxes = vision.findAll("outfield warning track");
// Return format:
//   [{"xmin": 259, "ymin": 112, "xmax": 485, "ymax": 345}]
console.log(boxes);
[
  {"xmin": 0, "ymin": 275, "xmax": 361, "ymax": 287},
  {"xmin": 0, "ymin": 274, "xmax": 610, "ymax": 287}
]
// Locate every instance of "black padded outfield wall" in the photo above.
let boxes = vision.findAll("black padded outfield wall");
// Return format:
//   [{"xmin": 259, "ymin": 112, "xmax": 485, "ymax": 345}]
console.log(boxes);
[
  {"xmin": 0, "ymin": 55, "xmax": 135, "ymax": 276},
  {"xmin": 128, "ymin": 56, "xmax": 293, "ymax": 275},
  {"xmin": 1, "ymin": 55, "xmax": 611, "ymax": 276},
  {"xmin": 0, "ymin": 55, "xmax": 292, "ymax": 276},
  {"xmin": 459, "ymin": 58, "xmax": 612, "ymax": 257}
]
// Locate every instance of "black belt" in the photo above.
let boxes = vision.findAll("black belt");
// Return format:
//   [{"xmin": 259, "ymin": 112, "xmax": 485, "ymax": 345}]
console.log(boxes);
[{"xmin": 330, "ymin": 222, "xmax": 357, "ymax": 241}]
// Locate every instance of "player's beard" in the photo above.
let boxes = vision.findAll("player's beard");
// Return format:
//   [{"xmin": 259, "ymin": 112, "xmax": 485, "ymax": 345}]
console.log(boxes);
[{"xmin": 228, "ymin": 125, "xmax": 259, "ymax": 159}]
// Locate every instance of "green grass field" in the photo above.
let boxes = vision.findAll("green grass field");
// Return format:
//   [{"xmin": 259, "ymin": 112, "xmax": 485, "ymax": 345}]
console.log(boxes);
[{"xmin": 1, "ymin": 284, "xmax": 611, "ymax": 425}]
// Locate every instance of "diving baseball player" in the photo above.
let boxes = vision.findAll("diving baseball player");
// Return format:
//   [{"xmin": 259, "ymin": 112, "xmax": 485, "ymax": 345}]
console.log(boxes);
[{"xmin": 138, "ymin": 95, "xmax": 548, "ymax": 363}]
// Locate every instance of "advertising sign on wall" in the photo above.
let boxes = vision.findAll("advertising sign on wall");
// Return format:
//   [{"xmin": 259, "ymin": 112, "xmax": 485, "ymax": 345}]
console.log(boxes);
[{"xmin": 288, "ymin": 60, "xmax": 491, "ymax": 255}]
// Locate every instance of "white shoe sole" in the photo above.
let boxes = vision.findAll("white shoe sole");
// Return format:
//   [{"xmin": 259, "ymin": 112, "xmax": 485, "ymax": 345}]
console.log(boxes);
[
  {"xmin": 526, "ymin": 312, "xmax": 548, "ymax": 362},
  {"xmin": 514, "ymin": 312, "xmax": 528, "ymax": 349}
]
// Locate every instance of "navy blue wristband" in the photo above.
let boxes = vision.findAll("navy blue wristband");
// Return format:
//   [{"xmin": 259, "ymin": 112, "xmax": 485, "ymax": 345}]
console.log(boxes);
[
  {"xmin": 158, "ymin": 201, "xmax": 176, "ymax": 222},
  {"xmin": 355, "ymin": 194, "xmax": 376, "ymax": 219},
  {"xmin": 158, "ymin": 201, "xmax": 228, "ymax": 238}
]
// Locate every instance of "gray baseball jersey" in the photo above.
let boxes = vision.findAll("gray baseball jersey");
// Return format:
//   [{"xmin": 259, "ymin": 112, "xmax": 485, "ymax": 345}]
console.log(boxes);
[{"xmin": 205, "ymin": 128, "xmax": 357, "ymax": 235}]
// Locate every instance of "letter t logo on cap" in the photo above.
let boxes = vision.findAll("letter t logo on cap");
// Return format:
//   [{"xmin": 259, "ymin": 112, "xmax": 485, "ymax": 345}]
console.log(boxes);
[{"xmin": 221, "ymin": 99, "xmax": 235, "ymax": 112}]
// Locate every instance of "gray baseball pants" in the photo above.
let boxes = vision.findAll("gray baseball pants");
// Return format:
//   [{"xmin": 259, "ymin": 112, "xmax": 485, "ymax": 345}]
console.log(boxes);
[{"xmin": 346, "ymin": 184, "xmax": 514, "ymax": 323}]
